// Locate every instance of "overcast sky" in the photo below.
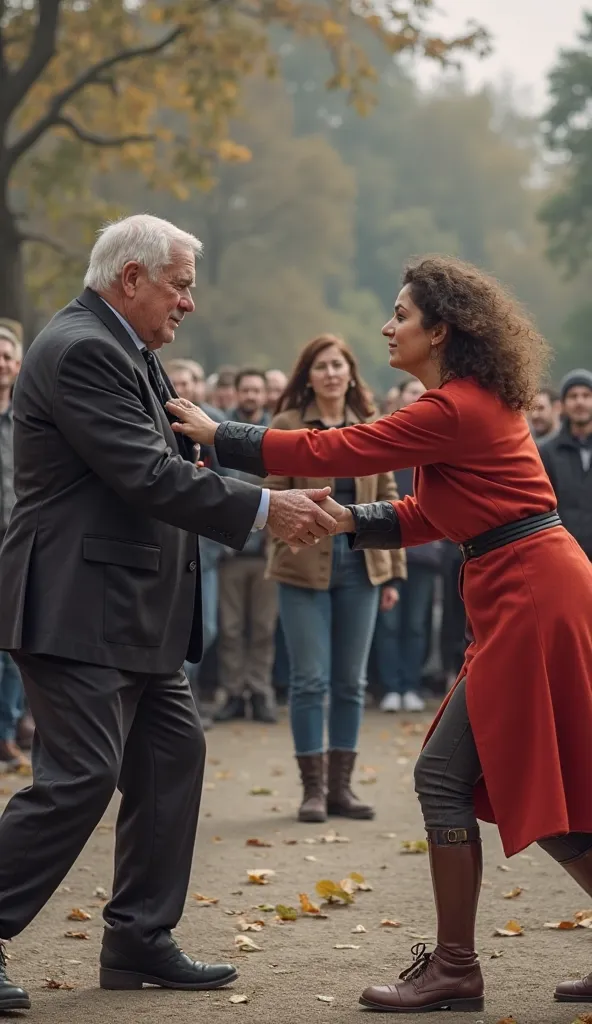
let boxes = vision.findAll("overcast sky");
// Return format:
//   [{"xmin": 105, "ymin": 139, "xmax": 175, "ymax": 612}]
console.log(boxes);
[{"xmin": 416, "ymin": 0, "xmax": 587, "ymax": 110}]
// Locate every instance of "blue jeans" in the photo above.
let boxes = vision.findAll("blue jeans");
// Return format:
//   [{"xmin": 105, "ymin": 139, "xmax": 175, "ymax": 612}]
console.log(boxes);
[
  {"xmin": 0, "ymin": 653, "xmax": 24, "ymax": 742},
  {"xmin": 279, "ymin": 535, "xmax": 380, "ymax": 755},
  {"xmin": 374, "ymin": 563, "xmax": 435, "ymax": 696},
  {"xmin": 185, "ymin": 566, "xmax": 218, "ymax": 692}
]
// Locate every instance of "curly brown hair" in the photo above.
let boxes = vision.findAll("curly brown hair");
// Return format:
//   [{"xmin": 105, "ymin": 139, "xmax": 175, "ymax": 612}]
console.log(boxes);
[
  {"xmin": 402, "ymin": 255, "xmax": 551, "ymax": 411},
  {"xmin": 277, "ymin": 334, "xmax": 375, "ymax": 420}
]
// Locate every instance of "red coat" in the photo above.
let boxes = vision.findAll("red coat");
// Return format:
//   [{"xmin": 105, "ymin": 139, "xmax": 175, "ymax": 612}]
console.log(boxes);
[{"xmin": 262, "ymin": 378, "xmax": 592, "ymax": 856}]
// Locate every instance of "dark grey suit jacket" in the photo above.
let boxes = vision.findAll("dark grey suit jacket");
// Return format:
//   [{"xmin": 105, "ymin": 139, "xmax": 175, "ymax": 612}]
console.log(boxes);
[{"xmin": 0, "ymin": 289, "xmax": 262, "ymax": 673}]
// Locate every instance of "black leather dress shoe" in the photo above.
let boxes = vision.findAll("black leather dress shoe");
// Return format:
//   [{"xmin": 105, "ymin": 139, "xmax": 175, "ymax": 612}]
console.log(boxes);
[
  {"xmin": 214, "ymin": 696, "xmax": 246, "ymax": 722},
  {"xmin": 0, "ymin": 944, "xmax": 31, "ymax": 1010},
  {"xmin": 100, "ymin": 944, "xmax": 238, "ymax": 991},
  {"xmin": 251, "ymin": 694, "xmax": 278, "ymax": 724}
]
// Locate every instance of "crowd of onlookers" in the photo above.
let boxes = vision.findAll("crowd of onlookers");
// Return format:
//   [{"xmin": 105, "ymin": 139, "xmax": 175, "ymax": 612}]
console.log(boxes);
[{"xmin": 1, "ymin": 316, "xmax": 592, "ymax": 817}]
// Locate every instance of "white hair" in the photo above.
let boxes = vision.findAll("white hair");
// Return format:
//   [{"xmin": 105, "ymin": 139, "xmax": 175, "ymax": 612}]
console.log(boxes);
[{"xmin": 84, "ymin": 214, "xmax": 203, "ymax": 291}]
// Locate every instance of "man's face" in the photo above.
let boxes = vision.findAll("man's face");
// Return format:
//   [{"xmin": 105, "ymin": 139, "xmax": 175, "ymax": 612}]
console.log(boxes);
[
  {"xmin": 399, "ymin": 379, "xmax": 426, "ymax": 408},
  {"xmin": 266, "ymin": 370, "xmax": 287, "ymax": 408},
  {"xmin": 0, "ymin": 339, "xmax": 20, "ymax": 392},
  {"xmin": 530, "ymin": 392, "xmax": 559, "ymax": 437},
  {"xmin": 237, "ymin": 375, "xmax": 266, "ymax": 417},
  {"xmin": 215, "ymin": 383, "xmax": 237, "ymax": 411},
  {"xmin": 563, "ymin": 386, "xmax": 592, "ymax": 430},
  {"xmin": 169, "ymin": 369, "xmax": 196, "ymax": 402},
  {"xmin": 121, "ymin": 246, "xmax": 196, "ymax": 350}
]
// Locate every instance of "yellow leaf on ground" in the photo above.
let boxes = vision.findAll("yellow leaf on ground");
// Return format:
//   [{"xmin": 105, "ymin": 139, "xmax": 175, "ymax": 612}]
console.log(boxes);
[
  {"xmin": 503, "ymin": 887, "xmax": 523, "ymax": 899},
  {"xmin": 401, "ymin": 840, "xmax": 429, "ymax": 854},
  {"xmin": 256, "ymin": 904, "xmax": 275, "ymax": 913},
  {"xmin": 299, "ymin": 893, "xmax": 322, "ymax": 915},
  {"xmin": 275, "ymin": 904, "xmax": 298, "ymax": 921},
  {"xmin": 247, "ymin": 869, "xmax": 275, "ymax": 885},
  {"xmin": 234, "ymin": 935, "xmax": 262, "ymax": 952},
  {"xmin": 381, "ymin": 919, "xmax": 402, "ymax": 928},
  {"xmin": 544, "ymin": 920, "xmax": 578, "ymax": 930},
  {"xmin": 246, "ymin": 838, "xmax": 273, "ymax": 847},
  {"xmin": 192, "ymin": 893, "xmax": 219, "ymax": 905},
  {"xmin": 494, "ymin": 920, "xmax": 524, "ymax": 937},
  {"xmin": 67, "ymin": 909, "xmax": 91, "ymax": 921},
  {"xmin": 347, "ymin": 872, "xmax": 372, "ymax": 892},
  {"xmin": 315, "ymin": 879, "xmax": 354, "ymax": 904}
]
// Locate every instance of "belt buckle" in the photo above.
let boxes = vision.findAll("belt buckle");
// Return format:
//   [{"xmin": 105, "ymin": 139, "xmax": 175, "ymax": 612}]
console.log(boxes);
[{"xmin": 445, "ymin": 828, "xmax": 467, "ymax": 844}]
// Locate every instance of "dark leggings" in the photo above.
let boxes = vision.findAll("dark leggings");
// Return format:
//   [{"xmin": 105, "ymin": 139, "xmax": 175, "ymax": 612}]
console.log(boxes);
[{"xmin": 414, "ymin": 679, "xmax": 592, "ymax": 864}]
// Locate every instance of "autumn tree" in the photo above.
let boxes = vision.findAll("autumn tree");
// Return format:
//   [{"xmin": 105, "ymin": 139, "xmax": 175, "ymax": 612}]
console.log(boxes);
[
  {"xmin": 539, "ymin": 11, "xmax": 592, "ymax": 275},
  {"xmin": 0, "ymin": 0, "xmax": 487, "ymax": 328}
]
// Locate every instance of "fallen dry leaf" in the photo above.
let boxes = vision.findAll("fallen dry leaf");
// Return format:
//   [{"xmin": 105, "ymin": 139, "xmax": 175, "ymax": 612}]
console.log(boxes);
[
  {"xmin": 192, "ymin": 893, "xmax": 219, "ymax": 906},
  {"xmin": 495, "ymin": 1018, "xmax": 517, "ymax": 1024},
  {"xmin": 497, "ymin": 864, "xmax": 511, "ymax": 872},
  {"xmin": 229, "ymin": 993, "xmax": 249, "ymax": 1004},
  {"xmin": 490, "ymin": 950, "xmax": 503, "ymax": 958},
  {"xmin": 302, "ymin": 838, "xmax": 317, "ymax": 845},
  {"xmin": 576, "ymin": 910, "xmax": 592, "ymax": 924},
  {"xmin": 352, "ymin": 924, "xmax": 367, "ymax": 933},
  {"xmin": 44, "ymin": 979, "xmax": 74, "ymax": 990},
  {"xmin": 359, "ymin": 776, "xmax": 377, "ymax": 785},
  {"xmin": 234, "ymin": 935, "xmax": 262, "ymax": 952},
  {"xmin": 215, "ymin": 770, "xmax": 233, "ymax": 780},
  {"xmin": 381, "ymin": 919, "xmax": 402, "ymax": 928},
  {"xmin": 334, "ymin": 943, "xmax": 359, "ymax": 949},
  {"xmin": 544, "ymin": 920, "xmax": 578, "ymax": 930},
  {"xmin": 249, "ymin": 787, "xmax": 274, "ymax": 796},
  {"xmin": 255, "ymin": 903, "xmax": 276, "ymax": 913},
  {"xmin": 304, "ymin": 855, "xmax": 317, "ymax": 862},
  {"xmin": 247, "ymin": 869, "xmax": 275, "ymax": 885},
  {"xmin": 315, "ymin": 879, "xmax": 354, "ymax": 905},
  {"xmin": 574, "ymin": 1015, "xmax": 592, "ymax": 1024},
  {"xmin": 93, "ymin": 886, "xmax": 108, "ymax": 900},
  {"xmin": 246, "ymin": 838, "xmax": 273, "ymax": 848},
  {"xmin": 503, "ymin": 887, "xmax": 523, "ymax": 899},
  {"xmin": 494, "ymin": 920, "xmax": 524, "ymax": 937},
  {"xmin": 283, "ymin": 839, "xmax": 298, "ymax": 846},
  {"xmin": 401, "ymin": 840, "xmax": 429, "ymax": 855},
  {"xmin": 316, "ymin": 995, "xmax": 334, "ymax": 1003},
  {"xmin": 348, "ymin": 871, "xmax": 372, "ymax": 892},
  {"xmin": 318, "ymin": 829, "xmax": 349, "ymax": 844},
  {"xmin": 67, "ymin": 909, "xmax": 92, "ymax": 921},
  {"xmin": 236, "ymin": 917, "xmax": 264, "ymax": 932},
  {"xmin": 64, "ymin": 931, "xmax": 88, "ymax": 940},
  {"xmin": 299, "ymin": 893, "xmax": 323, "ymax": 915},
  {"xmin": 275, "ymin": 905, "xmax": 298, "ymax": 921}
]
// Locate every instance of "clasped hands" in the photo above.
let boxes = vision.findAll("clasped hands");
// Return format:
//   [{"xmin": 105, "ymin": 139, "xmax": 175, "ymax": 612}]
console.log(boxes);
[{"xmin": 166, "ymin": 396, "xmax": 353, "ymax": 548}]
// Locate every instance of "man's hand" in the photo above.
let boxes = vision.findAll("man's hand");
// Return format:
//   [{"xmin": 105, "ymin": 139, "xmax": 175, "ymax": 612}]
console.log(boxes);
[
  {"xmin": 268, "ymin": 488, "xmax": 339, "ymax": 546},
  {"xmin": 380, "ymin": 586, "xmax": 400, "ymax": 612}
]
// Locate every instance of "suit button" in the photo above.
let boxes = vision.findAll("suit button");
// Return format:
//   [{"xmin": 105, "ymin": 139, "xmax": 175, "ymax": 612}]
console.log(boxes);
[{"xmin": 188, "ymin": 560, "xmax": 197, "ymax": 572}]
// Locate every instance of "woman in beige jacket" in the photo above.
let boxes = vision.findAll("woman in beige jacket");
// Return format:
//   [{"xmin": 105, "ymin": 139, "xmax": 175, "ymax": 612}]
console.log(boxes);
[{"xmin": 266, "ymin": 335, "xmax": 406, "ymax": 823}]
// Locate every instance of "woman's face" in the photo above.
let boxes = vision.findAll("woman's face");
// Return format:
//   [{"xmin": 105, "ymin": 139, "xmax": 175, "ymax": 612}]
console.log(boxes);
[
  {"xmin": 308, "ymin": 343, "xmax": 351, "ymax": 403},
  {"xmin": 382, "ymin": 284, "xmax": 441, "ymax": 375}
]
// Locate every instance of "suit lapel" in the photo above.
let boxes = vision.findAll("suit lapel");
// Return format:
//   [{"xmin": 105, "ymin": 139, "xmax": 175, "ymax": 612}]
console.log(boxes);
[{"xmin": 75, "ymin": 288, "xmax": 184, "ymax": 457}]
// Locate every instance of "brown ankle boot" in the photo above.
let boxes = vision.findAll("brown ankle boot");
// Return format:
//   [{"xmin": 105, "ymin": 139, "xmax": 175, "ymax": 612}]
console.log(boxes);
[
  {"xmin": 360, "ymin": 827, "xmax": 484, "ymax": 1013},
  {"xmin": 553, "ymin": 848, "xmax": 592, "ymax": 1001},
  {"xmin": 326, "ymin": 750, "xmax": 374, "ymax": 820},
  {"xmin": 296, "ymin": 754, "xmax": 326, "ymax": 823}
]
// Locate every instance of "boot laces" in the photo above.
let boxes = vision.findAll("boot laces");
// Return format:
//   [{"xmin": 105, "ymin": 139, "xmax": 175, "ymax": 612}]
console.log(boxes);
[{"xmin": 399, "ymin": 942, "xmax": 433, "ymax": 982}]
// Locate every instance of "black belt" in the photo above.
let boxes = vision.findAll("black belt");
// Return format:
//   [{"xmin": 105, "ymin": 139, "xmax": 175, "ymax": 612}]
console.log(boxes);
[{"xmin": 459, "ymin": 509, "xmax": 561, "ymax": 561}]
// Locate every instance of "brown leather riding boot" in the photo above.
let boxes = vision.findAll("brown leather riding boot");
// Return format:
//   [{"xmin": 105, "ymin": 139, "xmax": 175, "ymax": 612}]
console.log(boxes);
[
  {"xmin": 326, "ymin": 750, "xmax": 374, "ymax": 820},
  {"xmin": 553, "ymin": 848, "xmax": 592, "ymax": 1002},
  {"xmin": 360, "ymin": 827, "xmax": 484, "ymax": 1013},
  {"xmin": 296, "ymin": 754, "xmax": 326, "ymax": 823}
]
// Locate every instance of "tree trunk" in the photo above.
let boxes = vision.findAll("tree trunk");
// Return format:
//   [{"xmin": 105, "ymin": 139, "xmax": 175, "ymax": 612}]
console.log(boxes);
[{"xmin": 0, "ymin": 202, "xmax": 25, "ymax": 325}]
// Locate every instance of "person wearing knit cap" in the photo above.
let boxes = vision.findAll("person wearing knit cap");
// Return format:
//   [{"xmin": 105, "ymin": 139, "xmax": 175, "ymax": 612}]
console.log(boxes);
[{"xmin": 540, "ymin": 367, "xmax": 592, "ymax": 560}]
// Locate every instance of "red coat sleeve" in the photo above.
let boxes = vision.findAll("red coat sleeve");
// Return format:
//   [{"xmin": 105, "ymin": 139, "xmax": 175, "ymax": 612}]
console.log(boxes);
[
  {"xmin": 261, "ymin": 390, "xmax": 460, "ymax": 478},
  {"xmin": 394, "ymin": 494, "xmax": 444, "ymax": 546}
]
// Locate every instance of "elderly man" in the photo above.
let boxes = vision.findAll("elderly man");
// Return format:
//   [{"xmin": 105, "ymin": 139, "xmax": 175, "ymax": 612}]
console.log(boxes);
[{"xmin": 0, "ymin": 214, "xmax": 335, "ymax": 1011}]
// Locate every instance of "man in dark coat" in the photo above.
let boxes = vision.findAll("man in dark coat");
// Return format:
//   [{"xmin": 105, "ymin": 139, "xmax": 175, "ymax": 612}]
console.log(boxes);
[{"xmin": 0, "ymin": 214, "xmax": 335, "ymax": 1011}]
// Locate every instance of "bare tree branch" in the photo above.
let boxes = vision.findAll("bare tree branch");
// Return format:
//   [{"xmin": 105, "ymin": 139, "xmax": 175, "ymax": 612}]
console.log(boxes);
[
  {"xmin": 6, "ymin": 25, "xmax": 182, "ymax": 169},
  {"xmin": 1, "ymin": 0, "xmax": 61, "ymax": 119},
  {"xmin": 56, "ymin": 115, "xmax": 155, "ymax": 148}
]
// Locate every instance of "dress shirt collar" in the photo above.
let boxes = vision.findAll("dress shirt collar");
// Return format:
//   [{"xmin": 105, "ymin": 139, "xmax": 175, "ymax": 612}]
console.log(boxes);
[{"xmin": 100, "ymin": 298, "xmax": 145, "ymax": 352}]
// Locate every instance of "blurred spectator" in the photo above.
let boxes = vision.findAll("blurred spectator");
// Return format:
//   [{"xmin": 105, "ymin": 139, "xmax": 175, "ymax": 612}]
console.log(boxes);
[
  {"xmin": 165, "ymin": 358, "xmax": 226, "ymax": 730},
  {"xmin": 265, "ymin": 368, "xmax": 287, "ymax": 414},
  {"xmin": 382, "ymin": 384, "xmax": 401, "ymax": 414},
  {"xmin": 373, "ymin": 377, "xmax": 441, "ymax": 713},
  {"xmin": 540, "ymin": 369, "xmax": 592, "ymax": 560},
  {"xmin": 267, "ymin": 334, "xmax": 406, "ymax": 822},
  {"xmin": 211, "ymin": 366, "xmax": 238, "ymax": 412},
  {"xmin": 0, "ymin": 322, "xmax": 30, "ymax": 768},
  {"xmin": 530, "ymin": 386, "xmax": 561, "ymax": 446},
  {"xmin": 215, "ymin": 369, "xmax": 278, "ymax": 723}
]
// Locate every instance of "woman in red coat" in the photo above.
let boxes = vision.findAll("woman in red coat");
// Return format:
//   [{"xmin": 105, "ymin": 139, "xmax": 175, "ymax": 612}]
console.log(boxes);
[{"xmin": 168, "ymin": 256, "xmax": 592, "ymax": 1015}]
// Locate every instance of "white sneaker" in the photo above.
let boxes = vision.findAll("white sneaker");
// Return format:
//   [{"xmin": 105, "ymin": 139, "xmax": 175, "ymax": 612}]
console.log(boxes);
[
  {"xmin": 402, "ymin": 691, "xmax": 426, "ymax": 713},
  {"xmin": 380, "ymin": 693, "xmax": 402, "ymax": 713}
]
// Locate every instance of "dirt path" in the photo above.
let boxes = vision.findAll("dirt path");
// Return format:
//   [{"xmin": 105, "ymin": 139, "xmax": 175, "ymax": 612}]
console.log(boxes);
[{"xmin": 3, "ymin": 707, "xmax": 592, "ymax": 1024}]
